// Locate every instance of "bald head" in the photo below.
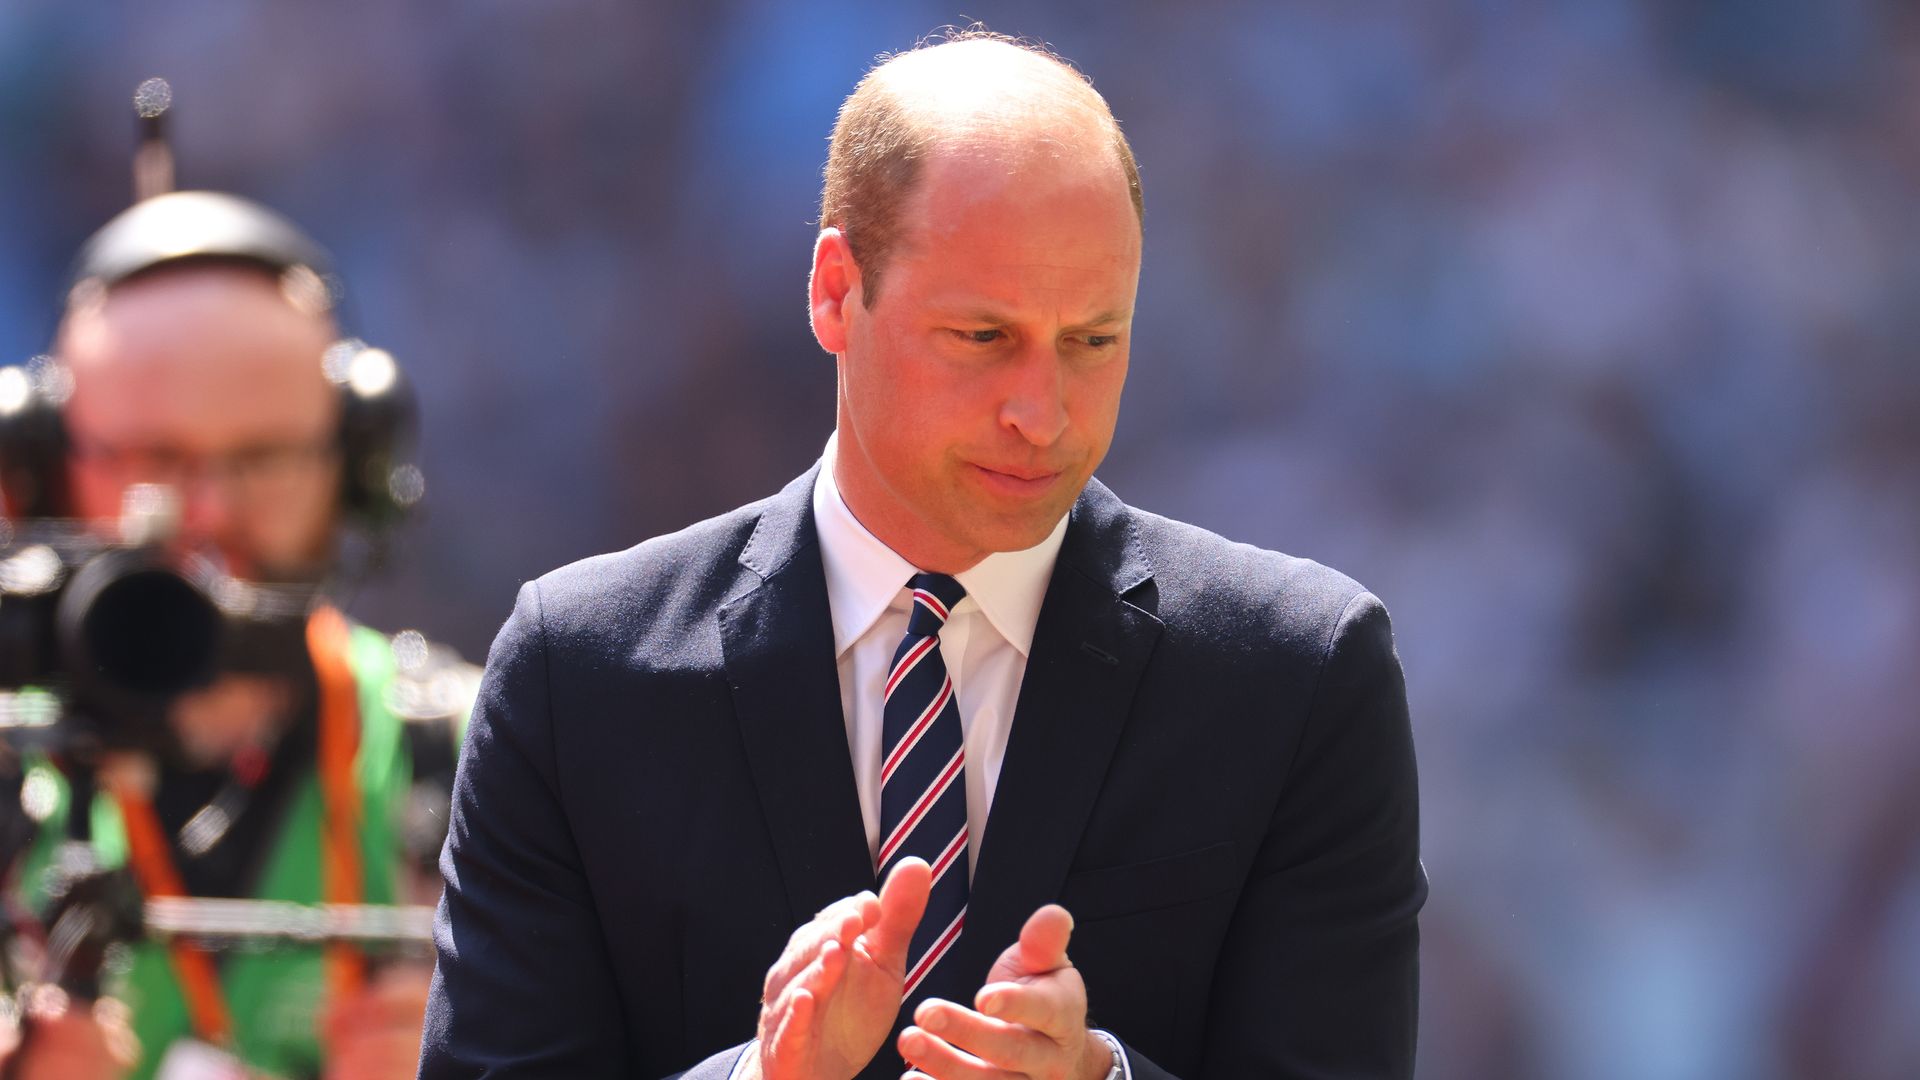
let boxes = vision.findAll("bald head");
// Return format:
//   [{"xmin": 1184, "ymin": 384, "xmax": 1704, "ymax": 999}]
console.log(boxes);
[
  {"xmin": 58, "ymin": 264, "xmax": 339, "ymax": 450},
  {"xmin": 819, "ymin": 31, "xmax": 1143, "ymax": 305},
  {"xmin": 57, "ymin": 263, "xmax": 344, "ymax": 575}
]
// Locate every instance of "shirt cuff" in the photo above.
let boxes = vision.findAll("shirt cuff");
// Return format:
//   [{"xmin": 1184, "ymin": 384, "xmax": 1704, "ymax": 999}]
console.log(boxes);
[
  {"xmin": 725, "ymin": 1039, "xmax": 757, "ymax": 1080},
  {"xmin": 1091, "ymin": 1029, "xmax": 1132, "ymax": 1080}
]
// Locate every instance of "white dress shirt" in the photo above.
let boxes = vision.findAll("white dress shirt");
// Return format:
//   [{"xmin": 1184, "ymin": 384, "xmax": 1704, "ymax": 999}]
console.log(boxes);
[
  {"xmin": 812, "ymin": 436, "xmax": 1067, "ymax": 874},
  {"xmin": 727, "ymin": 440, "xmax": 1129, "ymax": 1080}
]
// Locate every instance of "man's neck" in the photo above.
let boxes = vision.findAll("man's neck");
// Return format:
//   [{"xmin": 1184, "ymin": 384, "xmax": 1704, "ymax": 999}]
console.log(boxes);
[{"xmin": 828, "ymin": 439, "xmax": 985, "ymax": 575}]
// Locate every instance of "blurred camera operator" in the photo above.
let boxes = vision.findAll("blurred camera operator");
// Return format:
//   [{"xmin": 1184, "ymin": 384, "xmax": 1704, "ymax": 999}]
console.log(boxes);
[{"xmin": 0, "ymin": 134, "xmax": 474, "ymax": 1078}]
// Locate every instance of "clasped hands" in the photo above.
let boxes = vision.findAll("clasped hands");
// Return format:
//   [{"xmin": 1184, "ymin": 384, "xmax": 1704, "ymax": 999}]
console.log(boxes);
[{"xmin": 741, "ymin": 857, "xmax": 1111, "ymax": 1080}]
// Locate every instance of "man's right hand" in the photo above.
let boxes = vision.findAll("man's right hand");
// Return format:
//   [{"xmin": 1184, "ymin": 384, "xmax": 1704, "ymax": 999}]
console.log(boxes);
[{"xmin": 739, "ymin": 857, "xmax": 931, "ymax": 1080}]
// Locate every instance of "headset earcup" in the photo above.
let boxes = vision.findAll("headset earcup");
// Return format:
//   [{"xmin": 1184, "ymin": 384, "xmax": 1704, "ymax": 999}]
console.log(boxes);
[
  {"xmin": 333, "ymin": 346, "xmax": 421, "ymax": 534},
  {"xmin": 0, "ymin": 364, "xmax": 73, "ymax": 519}
]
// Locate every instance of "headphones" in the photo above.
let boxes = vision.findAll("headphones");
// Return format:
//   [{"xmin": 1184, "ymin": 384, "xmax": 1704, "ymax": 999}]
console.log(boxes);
[{"xmin": 0, "ymin": 190, "xmax": 422, "ymax": 546}]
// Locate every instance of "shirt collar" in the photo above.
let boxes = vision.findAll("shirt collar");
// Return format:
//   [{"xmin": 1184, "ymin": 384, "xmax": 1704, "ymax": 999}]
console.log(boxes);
[{"xmin": 812, "ymin": 433, "xmax": 1068, "ymax": 659}]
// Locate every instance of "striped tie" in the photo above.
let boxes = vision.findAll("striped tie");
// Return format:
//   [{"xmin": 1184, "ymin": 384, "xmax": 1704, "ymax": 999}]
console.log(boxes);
[{"xmin": 878, "ymin": 572, "xmax": 970, "ymax": 997}]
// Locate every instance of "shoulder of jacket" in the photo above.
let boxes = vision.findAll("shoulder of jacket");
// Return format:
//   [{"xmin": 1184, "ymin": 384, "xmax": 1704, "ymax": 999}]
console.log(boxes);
[{"xmin": 1120, "ymin": 505, "xmax": 1383, "ymax": 657}]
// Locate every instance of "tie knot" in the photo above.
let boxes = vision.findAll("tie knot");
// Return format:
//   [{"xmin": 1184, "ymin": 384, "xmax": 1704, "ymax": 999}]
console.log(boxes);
[{"xmin": 906, "ymin": 573, "xmax": 966, "ymax": 636}]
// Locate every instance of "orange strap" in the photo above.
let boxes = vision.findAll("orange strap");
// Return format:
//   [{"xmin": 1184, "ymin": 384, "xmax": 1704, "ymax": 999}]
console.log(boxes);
[
  {"xmin": 110, "ymin": 779, "xmax": 234, "ymax": 1046},
  {"xmin": 307, "ymin": 604, "xmax": 368, "ymax": 1004},
  {"xmin": 106, "ymin": 604, "xmax": 368, "ymax": 1046}
]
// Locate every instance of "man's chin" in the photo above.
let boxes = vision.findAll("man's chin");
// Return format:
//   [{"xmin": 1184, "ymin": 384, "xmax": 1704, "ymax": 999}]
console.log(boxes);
[{"xmin": 957, "ymin": 499, "xmax": 1076, "ymax": 556}]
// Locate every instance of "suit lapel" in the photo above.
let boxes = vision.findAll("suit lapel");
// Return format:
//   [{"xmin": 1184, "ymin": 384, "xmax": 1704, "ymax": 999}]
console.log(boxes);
[
  {"xmin": 717, "ymin": 470, "xmax": 1164, "ymax": 1027},
  {"xmin": 719, "ymin": 466, "xmax": 875, "ymax": 927},
  {"xmin": 918, "ymin": 478, "xmax": 1163, "ymax": 1007}
]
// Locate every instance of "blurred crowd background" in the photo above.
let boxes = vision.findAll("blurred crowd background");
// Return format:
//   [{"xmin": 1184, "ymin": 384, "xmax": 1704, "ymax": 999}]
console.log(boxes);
[{"xmin": 3, "ymin": 1, "xmax": 1916, "ymax": 1077}]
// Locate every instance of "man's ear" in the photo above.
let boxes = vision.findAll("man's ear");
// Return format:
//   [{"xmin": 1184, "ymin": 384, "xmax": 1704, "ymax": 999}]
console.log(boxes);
[{"xmin": 809, "ymin": 228, "xmax": 860, "ymax": 355}]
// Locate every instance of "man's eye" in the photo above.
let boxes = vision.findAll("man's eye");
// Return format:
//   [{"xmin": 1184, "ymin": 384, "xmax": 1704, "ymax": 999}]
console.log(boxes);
[
  {"xmin": 952, "ymin": 329, "xmax": 1003, "ymax": 344},
  {"xmin": 1084, "ymin": 335, "xmax": 1119, "ymax": 348}
]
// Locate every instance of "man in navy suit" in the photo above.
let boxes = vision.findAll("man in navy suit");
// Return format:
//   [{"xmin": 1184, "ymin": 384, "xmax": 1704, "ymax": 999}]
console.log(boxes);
[{"xmin": 421, "ymin": 30, "xmax": 1424, "ymax": 1080}]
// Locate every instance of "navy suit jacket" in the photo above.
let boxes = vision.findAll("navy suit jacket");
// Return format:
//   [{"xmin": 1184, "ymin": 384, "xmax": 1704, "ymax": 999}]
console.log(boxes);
[{"xmin": 420, "ymin": 467, "xmax": 1425, "ymax": 1079}]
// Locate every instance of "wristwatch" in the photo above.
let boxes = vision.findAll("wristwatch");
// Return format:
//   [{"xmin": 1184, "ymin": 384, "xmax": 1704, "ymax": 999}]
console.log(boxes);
[{"xmin": 1091, "ymin": 1029, "xmax": 1125, "ymax": 1080}]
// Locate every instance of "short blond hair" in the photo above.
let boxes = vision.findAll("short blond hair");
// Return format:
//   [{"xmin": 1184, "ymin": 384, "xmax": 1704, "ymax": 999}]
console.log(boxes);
[{"xmin": 818, "ymin": 28, "xmax": 1145, "ymax": 305}]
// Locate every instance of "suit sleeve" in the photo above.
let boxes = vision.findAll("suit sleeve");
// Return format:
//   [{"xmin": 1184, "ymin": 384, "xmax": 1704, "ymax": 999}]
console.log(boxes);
[
  {"xmin": 1123, "ymin": 591, "xmax": 1426, "ymax": 1080},
  {"xmin": 419, "ymin": 581, "xmax": 711, "ymax": 1077}
]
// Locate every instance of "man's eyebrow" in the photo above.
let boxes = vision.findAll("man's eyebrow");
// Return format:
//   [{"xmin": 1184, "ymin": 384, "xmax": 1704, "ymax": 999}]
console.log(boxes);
[{"xmin": 937, "ymin": 307, "xmax": 1134, "ymax": 328}]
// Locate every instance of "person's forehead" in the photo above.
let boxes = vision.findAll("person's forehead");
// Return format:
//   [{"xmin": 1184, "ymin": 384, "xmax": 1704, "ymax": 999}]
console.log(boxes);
[
  {"xmin": 62, "ymin": 267, "xmax": 339, "ymax": 444},
  {"xmin": 887, "ymin": 143, "xmax": 1140, "ymax": 301},
  {"xmin": 912, "ymin": 132, "xmax": 1133, "ymax": 218}
]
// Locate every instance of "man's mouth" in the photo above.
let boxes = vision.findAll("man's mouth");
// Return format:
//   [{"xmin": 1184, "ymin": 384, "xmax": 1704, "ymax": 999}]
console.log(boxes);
[
  {"xmin": 978, "ymin": 464, "xmax": 1059, "ymax": 481},
  {"xmin": 967, "ymin": 462, "xmax": 1065, "ymax": 494}
]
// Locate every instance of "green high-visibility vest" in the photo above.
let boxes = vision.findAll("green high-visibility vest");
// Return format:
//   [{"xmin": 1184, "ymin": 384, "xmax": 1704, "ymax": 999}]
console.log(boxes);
[{"xmin": 19, "ymin": 624, "xmax": 419, "ymax": 1080}]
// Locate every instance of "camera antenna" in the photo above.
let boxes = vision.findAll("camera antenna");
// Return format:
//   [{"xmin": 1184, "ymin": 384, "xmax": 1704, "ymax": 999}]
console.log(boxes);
[{"xmin": 132, "ymin": 77, "xmax": 174, "ymax": 202}]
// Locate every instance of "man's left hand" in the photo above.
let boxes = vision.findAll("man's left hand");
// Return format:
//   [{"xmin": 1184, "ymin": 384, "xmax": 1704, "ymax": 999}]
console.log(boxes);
[{"xmin": 896, "ymin": 904, "xmax": 1110, "ymax": 1080}]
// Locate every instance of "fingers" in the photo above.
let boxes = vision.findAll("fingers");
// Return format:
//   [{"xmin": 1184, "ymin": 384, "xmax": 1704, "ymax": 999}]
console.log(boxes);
[
  {"xmin": 900, "ymin": 997, "xmax": 1054, "ymax": 1076},
  {"xmin": 898, "ymin": 1022, "xmax": 1013, "ymax": 1080},
  {"xmin": 808, "ymin": 937, "xmax": 850, "ymax": 1002},
  {"xmin": 980, "ymin": 903, "xmax": 1075, "ymax": 988},
  {"xmin": 973, "ymin": 965, "xmax": 1089, "ymax": 1045},
  {"xmin": 1014, "ymin": 903, "xmax": 1074, "ymax": 975},
  {"xmin": 865, "ymin": 857, "xmax": 931, "ymax": 973},
  {"xmin": 762, "ymin": 891, "xmax": 874, "ymax": 1004},
  {"xmin": 947, "ymin": 902, "xmax": 1084, "ymax": 1065},
  {"xmin": 756, "ymin": 940, "xmax": 846, "ymax": 1079},
  {"xmin": 780, "ymin": 904, "xmax": 862, "ymax": 996},
  {"xmin": 754, "ymin": 878, "xmax": 922, "ymax": 1080},
  {"xmin": 902, "ymin": 973, "xmax": 1098, "ymax": 1080},
  {"xmin": 765, "ymin": 985, "xmax": 817, "ymax": 1076}
]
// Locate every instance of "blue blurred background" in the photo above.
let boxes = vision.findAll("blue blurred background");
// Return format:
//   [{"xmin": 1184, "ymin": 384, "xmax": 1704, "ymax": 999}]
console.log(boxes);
[{"xmin": 4, "ymin": 2, "xmax": 1917, "ymax": 1077}]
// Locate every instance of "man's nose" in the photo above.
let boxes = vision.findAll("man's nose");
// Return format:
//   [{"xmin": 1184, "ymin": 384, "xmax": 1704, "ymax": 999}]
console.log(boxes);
[
  {"xmin": 997, "ymin": 340, "xmax": 1070, "ymax": 447},
  {"xmin": 177, "ymin": 470, "xmax": 239, "ymax": 548}
]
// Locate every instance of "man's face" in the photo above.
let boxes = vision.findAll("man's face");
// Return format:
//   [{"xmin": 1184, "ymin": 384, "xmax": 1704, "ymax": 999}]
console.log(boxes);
[
  {"xmin": 58, "ymin": 265, "xmax": 342, "ymax": 579},
  {"xmin": 828, "ymin": 142, "xmax": 1142, "ymax": 572}
]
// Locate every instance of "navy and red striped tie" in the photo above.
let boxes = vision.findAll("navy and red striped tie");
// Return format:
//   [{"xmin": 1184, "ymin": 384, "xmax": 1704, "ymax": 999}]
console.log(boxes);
[{"xmin": 878, "ymin": 572, "xmax": 970, "ymax": 997}]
